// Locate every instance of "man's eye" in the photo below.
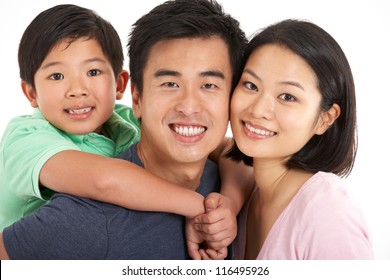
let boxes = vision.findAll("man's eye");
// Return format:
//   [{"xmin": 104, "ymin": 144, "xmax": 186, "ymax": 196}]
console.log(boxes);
[
  {"xmin": 49, "ymin": 73, "xmax": 64, "ymax": 80},
  {"xmin": 202, "ymin": 83, "xmax": 217, "ymax": 89},
  {"xmin": 162, "ymin": 82, "xmax": 178, "ymax": 87},
  {"xmin": 88, "ymin": 69, "xmax": 101, "ymax": 76}
]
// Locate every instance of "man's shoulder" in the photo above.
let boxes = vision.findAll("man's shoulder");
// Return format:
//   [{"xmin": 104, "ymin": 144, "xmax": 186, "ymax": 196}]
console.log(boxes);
[{"xmin": 3, "ymin": 193, "xmax": 108, "ymax": 259}]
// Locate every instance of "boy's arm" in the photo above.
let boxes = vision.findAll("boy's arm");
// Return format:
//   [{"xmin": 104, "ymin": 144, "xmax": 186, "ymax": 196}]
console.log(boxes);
[
  {"xmin": 40, "ymin": 150, "xmax": 205, "ymax": 218},
  {"xmin": 188, "ymin": 137, "xmax": 253, "ymax": 256},
  {"xmin": 209, "ymin": 137, "xmax": 254, "ymax": 214},
  {"xmin": 0, "ymin": 233, "xmax": 9, "ymax": 260}
]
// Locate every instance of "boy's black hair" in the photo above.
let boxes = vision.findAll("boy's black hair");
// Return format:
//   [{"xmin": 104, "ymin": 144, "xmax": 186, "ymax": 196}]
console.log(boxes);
[{"xmin": 18, "ymin": 4, "xmax": 124, "ymax": 90}]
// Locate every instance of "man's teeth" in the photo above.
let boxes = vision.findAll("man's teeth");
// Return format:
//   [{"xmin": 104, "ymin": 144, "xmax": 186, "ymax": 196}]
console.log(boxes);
[
  {"xmin": 67, "ymin": 107, "xmax": 92, "ymax": 114},
  {"xmin": 175, "ymin": 126, "xmax": 205, "ymax": 136},
  {"xmin": 245, "ymin": 123, "xmax": 275, "ymax": 136}
]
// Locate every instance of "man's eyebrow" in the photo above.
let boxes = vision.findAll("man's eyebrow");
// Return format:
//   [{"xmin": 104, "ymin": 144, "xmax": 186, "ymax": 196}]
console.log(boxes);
[
  {"xmin": 200, "ymin": 70, "xmax": 225, "ymax": 79},
  {"xmin": 154, "ymin": 69, "xmax": 181, "ymax": 78},
  {"xmin": 154, "ymin": 69, "xmax": 225, "ymax": 79}
]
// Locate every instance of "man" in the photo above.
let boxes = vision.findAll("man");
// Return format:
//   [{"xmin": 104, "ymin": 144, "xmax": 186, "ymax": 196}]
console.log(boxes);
[{"xmin": 0, "ymin": 0, "xmax": 247, "ymax": 259}]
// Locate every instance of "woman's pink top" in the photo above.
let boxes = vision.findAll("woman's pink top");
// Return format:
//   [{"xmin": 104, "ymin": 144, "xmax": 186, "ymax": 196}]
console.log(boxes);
[{"xmin": 234, "ymin": 172, "xmax": 374, "ymax": 259}]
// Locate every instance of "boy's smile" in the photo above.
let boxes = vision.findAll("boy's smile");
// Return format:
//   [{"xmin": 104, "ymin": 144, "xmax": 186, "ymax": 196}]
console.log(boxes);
[{"xmin": 24, "ymin": 37, "xmax": 125, "ymax": 135}]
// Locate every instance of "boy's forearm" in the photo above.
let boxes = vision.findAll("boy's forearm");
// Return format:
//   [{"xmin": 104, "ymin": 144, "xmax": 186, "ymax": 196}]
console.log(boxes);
[
  {"xmin": 215, "ymin": 138, "xmax": 254, "ymax": 214},
  {"xmin": 40, "ymin": 150, "xmax": 205, "ymax": 217},
  {"xmin": 219, "ymin": 157, "xmax": 253, "ymax": 214}
]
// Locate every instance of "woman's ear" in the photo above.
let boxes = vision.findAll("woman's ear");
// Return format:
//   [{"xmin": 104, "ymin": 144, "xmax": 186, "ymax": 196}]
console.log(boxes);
[
  {"xmin": 131, "ymin": 83, "xmax": 142, "ymax": 119},
  {"xmin": 115, "ymin": 70, "xmax": 130, "ymax": 100},
  {"xmin": 315, "ymin": 103, "xmax": 341, "ymax": 135},
  {"xmin": 21, "ymin": 81, "xmax": 38, "ymax": 108}
]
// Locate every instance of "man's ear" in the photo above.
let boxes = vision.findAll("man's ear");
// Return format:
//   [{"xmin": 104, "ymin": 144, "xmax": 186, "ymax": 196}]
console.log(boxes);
[
  {"xmin": 115, "ymin": 70, "xmax": 130, "ymax": 100},
  {"xmin": 21, "ymin": 81, "xmax": 38, "ymax": 108},
  {"xmin": 131, "ymin": 83, "xmax": 142, "ymax": 118},
  {"xmin": 315, "ymin": 103, "xmax": 341, "ymax": 135}
]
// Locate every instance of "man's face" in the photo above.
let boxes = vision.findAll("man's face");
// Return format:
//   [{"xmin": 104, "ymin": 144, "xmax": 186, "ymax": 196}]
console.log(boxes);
[{"xmin": 133, "ymin": 37, "xmax": 232, "ymax": 167}]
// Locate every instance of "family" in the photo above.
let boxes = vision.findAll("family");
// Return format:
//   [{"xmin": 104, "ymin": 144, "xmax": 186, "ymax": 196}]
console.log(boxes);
[{"xmin": 0, "ymin": 0, "xmax": 373, "ymax": 259}]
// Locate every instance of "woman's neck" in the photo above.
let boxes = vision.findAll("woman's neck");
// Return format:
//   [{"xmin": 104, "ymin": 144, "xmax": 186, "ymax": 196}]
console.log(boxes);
[
  {"xmin": 252, "ymin": 158, "xmax": 314, "ymax": 203},
  {"xmin": 252, "ymin": 159, "xmax": 289, "ymax": 201}
]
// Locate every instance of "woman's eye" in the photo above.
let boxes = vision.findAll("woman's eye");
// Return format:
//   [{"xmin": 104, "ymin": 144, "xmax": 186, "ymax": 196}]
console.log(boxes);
[
  {"xmin": 280, "ymin": 93, "xmax": 296, "ymax": 102},
  {"xmin": 243, "ymin": 81, "xmax": 258, "ymax": 91},
  {"xmin": 88, "ymin": 69, "xmax": 101, "ymax": 76},
  {"xmin": 49, "ymin": 73, "xmax": 64, "ymax": 80}
]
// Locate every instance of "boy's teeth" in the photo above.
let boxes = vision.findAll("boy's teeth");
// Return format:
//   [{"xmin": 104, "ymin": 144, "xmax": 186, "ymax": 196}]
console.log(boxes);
[
  {"xmin": 174, "ymin": 126, "xmax": 205, "ymax": 136},
  {"xmin": 67, "ymin": 107, "xmax": 92, "ymax": 114}
]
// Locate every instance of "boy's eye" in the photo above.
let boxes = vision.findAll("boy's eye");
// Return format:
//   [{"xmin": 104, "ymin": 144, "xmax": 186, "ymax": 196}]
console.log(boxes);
[
  {"xmin": 49, "ymin": 73, "xmax": 64, "ymax": 80},
  {"xmin": 279, "ymin": 93, "xmax": 296, "ymax": 102},
  {"xmin": 88, "ymin": 69, "xmax": 101, "ymax": 76}
]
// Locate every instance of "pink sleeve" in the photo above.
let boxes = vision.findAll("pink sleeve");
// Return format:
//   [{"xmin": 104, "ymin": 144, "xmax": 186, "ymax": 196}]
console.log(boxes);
[{"xmin": 298, "ymin": 184, "xmax": 373, "ymax": 259}]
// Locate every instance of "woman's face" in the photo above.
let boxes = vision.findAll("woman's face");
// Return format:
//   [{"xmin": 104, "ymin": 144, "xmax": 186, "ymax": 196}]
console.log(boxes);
[{"xmin": 230, "ymin": 44, "xmax": 329, "ymax": 163}]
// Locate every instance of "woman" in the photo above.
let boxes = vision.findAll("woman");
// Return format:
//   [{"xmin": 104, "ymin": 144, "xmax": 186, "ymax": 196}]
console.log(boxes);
[{"xmin": 228, "ymin": 19, "xmax": 373, "ymax": 259}]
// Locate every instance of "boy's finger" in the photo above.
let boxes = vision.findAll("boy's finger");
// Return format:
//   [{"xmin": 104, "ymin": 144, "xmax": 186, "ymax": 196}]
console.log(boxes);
[{"xmin": 204, "ymin": 193, "xmax": 220, "ymax": 212}]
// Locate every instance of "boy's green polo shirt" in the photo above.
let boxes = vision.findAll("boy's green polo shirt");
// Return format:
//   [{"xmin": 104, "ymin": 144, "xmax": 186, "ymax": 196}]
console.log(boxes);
[{"xmin": 0, "ymin": 104, "xmax": 140, "ymax": 230}]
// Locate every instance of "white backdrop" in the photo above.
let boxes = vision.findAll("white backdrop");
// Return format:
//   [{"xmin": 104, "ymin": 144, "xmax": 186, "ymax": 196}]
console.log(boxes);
[{"xmin": 0, "ymin": 0, "xmax": 389, "ymax": 259}]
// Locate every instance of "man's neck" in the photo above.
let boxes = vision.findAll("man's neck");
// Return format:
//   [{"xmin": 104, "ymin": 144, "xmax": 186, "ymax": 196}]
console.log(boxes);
[{"xmin": 137, "ymin": 144, "xmax": 206, "ymax": 190}]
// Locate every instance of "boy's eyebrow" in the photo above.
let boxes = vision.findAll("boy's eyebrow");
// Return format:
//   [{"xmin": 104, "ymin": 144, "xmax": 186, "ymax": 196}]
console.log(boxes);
[
  {"xmin": 84, "ymin": 57, "xmax": 108, "ymax": 64},
  {"xmin": 40, "ymin": 57, "xmax": 108, "ymax": 70},
  {"xmin": 243, "ymin": 68, "xmax": 305, "ymax": 91},
  {"xmin": 154, "ymin": 69, "xmax": 225, "ymax": 79},
  {"xmin": 40, "ymin": 61, "xmax": 62, "ymax": 70}
]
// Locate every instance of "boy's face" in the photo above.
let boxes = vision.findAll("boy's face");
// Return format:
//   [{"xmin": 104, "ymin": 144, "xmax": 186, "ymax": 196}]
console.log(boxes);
[
  {"xmin": 24, "ymin": 38, "xmax": 126, "ymax": 135},
  {"xmin": 132, "ymin": 37, "xmax": 231, "ymax": 170}
]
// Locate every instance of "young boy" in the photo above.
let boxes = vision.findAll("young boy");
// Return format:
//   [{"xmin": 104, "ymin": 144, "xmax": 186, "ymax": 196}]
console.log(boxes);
[{"xmin": 0, "ymin": 4, "xmax": 251, "ymax": 254}]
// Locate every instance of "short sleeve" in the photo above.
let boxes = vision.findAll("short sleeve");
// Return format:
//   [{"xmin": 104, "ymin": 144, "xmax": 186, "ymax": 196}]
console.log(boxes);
[{"xmin": 1, "ymin": 115, "xmax": 80, "ymax": 200}]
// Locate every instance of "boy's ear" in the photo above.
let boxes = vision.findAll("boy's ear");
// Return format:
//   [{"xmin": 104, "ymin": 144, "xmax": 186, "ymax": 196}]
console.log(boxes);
[
  {"xmin": 315, "ymin": 103, "xmax": 341, "ymax": 135},
  {"xmin": 131, "ymin": 83, "xmax": 142, "ymax": 119},
  {"xmin": 21, "ymin": 80, "xmax": 38, "ymax": 108},
  {"xmin": 115, "ymin": 70, "xmax": 129, "ymax": 100}
]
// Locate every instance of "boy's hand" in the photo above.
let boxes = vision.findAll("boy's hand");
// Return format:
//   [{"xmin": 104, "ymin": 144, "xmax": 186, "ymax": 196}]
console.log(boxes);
[
  {"xmin": 186, "ymin": 218, "xmax": 228, "ymax": 260},
  {"xmin": 194, "ymin": 192, "xmax": 237, "ymax": 250}
]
